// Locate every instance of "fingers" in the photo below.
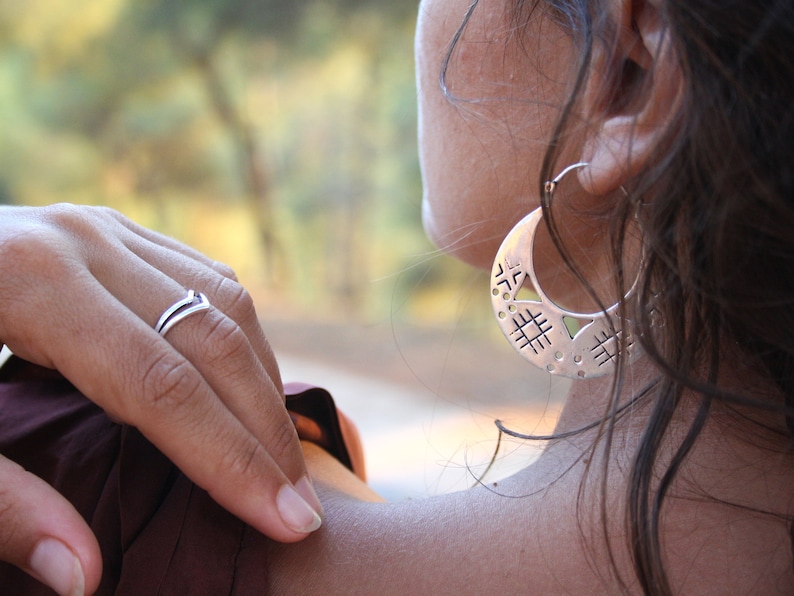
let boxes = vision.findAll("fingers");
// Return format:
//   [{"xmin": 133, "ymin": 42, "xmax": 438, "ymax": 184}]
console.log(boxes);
[
  {"xmin": 97, "ymin": 209, "xmax": 284, "ymax": 394},
  {"xmin": 44, "ymin": 281, "xmax": 320, "ymax": 542},
  {"xmin": 139, "ymin": 252, "xmax": 284, "ymax": 396},
  {"xmin": 0, "ymin": 205, "xmax": 320, "ymax": 543},
  {"xmin": 103, "ymin": 208, "xmax": 239, "ymax": 279},
  {"xmin": 156, "ymin": 300, "xmax": 298, "ymax": 472},
  {"xmin": 0, "ymin": 455, "xmax": 101, "ymax": 595},
  {"xmin": 72, "ymin": 306, "xmax": 320, "ymax": 542},
  {"xmin": 84, "ymin": 228, "xmax": 299, "ymax": 482}
]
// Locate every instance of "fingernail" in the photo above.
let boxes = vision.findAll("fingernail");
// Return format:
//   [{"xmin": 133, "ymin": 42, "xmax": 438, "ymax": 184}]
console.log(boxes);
[
  {"xmin": 29, "ymin": 538, "xmax": 85, "ymax": 596},
  {"xmin": 295, "ymin": 476, "xmax": 324, "ymax": 518},
  {"xmin": 277, "ymin": 483, "xmax": 322, "ymax": 534}
]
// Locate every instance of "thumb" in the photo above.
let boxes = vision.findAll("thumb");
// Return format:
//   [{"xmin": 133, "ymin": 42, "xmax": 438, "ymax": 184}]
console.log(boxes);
[{"xmin": 0, "ymin": 455, "xmax": 101, "ymax": 595}]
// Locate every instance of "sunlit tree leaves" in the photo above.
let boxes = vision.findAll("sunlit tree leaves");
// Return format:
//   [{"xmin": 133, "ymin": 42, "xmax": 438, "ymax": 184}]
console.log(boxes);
[{"xmin": 0, "ymin": 0, "xmax": 427, "ymax": 314}]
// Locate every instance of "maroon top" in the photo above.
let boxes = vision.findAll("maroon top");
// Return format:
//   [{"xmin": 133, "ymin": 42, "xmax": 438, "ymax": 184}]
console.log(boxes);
[{"xmin": 0, "ymin": 358, "xmax": 362, "ymax": 594}]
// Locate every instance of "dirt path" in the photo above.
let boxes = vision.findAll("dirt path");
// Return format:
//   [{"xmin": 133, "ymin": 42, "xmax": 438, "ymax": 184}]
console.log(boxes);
[
  {"xmin": 262, "ymin": 316, "xmax": 570, "ymax": 499},
  {"xmin": 261, "ymin": 316, "xmax": 568, "ymax": 409}
]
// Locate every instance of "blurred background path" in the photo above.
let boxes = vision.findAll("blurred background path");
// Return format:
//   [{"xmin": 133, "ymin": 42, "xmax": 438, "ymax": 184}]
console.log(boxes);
[{"xmin": 263, "ymin": 317, "xmax": 570, "ymax": 501}]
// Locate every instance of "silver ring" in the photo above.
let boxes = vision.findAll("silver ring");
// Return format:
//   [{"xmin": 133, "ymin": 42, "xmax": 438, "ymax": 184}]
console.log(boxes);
[{"xmin": 155, "ymin": 289, "xmax": 211, "ymax": 336}]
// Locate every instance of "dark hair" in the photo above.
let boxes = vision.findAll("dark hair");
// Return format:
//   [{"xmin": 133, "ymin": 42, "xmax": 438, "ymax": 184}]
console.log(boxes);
[{"xmin": 448, "ymin": 0, "xmax": 794, "ymax": 593}]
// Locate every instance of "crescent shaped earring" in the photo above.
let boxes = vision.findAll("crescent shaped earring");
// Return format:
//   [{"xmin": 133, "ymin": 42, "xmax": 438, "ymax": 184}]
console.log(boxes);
[{"xmin": 490, "ymin": 163, "xmax": 641, "ymax": 379}]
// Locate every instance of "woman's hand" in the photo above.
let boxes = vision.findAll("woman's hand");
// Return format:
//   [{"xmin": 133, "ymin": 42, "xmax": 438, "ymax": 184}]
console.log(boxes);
[{"xmin": 0, "ymin": 204, "xmax": 321, "ymax": 595}]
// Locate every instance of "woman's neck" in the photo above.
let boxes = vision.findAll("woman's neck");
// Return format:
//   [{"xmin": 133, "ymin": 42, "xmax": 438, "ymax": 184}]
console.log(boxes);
[{"xmin": 551, "ymin": 354, "xmax": 660, "ymax": 441}]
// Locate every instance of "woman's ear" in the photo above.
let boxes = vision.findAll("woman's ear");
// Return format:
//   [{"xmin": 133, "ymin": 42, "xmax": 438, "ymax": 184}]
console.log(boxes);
[{"xmin": 577, "ymin": 0, "xmax": 683, "ymax": 196}]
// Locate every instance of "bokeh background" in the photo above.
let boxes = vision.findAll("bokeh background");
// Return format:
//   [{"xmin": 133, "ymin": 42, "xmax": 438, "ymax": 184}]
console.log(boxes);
[{"xmin": 0, "ymin": 0, "xmax": 568, "ymax": 498}]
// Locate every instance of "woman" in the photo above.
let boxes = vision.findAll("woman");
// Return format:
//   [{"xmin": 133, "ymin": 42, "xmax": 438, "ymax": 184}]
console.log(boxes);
[
  {"xmin": 3, "ymin": 0, "xmax": 794, "ymax": 592},
  {"xmin": 266, "ymin": 0, "xmax": 794, "ymax": 592}
]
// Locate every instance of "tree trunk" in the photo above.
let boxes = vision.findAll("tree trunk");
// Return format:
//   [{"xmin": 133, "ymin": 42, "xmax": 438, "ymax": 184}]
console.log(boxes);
[{"xmin": 191, "ymin": 47, "xmax": 283, "ymax": 285}]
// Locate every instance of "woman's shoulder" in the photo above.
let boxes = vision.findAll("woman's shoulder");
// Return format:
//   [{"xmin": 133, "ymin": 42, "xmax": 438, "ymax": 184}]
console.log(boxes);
[
  {"xmin": 266, "ymin": 441, "xmax": 611, "ymax": 593},
  {"xmin": 268, "ymin": 420, "xmax": 794, "ymax": 594}
]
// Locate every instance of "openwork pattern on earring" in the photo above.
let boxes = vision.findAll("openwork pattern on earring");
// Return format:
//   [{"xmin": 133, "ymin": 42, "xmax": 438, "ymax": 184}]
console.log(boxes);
[{"xmin": 490, "ymin": 163, "xmax": 640, "ymax": 379}]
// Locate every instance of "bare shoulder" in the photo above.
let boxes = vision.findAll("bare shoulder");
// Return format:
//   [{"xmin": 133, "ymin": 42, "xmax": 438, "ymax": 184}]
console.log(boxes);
[
  {"xmin": 267, "ymin": 434, "xmax": 794, "ymax": 594},
  {"xmin": 266, "ymin": 443, "xmax": 606, "ymax": 594}
]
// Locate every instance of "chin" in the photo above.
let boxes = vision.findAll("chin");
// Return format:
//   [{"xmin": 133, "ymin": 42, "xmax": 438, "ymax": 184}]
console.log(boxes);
[
  {"xmin": 420, "ymin": 198, "xmax": 442, "ymax": 248},
  {"xmin": 453, "ymin": 240, "xmax": 500, "ymax": 271},
  {"xmin": 422, "ymin": 209, "xmax": 493, "ymax": 271}
]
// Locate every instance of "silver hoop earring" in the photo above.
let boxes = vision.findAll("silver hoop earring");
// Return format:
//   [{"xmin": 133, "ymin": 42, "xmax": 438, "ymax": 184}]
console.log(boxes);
[{"xmin": 490, "ymin": 163, "xmax": 640, "ymax": 379}]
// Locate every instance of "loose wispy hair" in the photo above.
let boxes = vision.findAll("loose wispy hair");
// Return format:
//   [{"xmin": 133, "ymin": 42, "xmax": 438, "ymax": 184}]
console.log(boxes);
[{"xmin": 445, "ymin": 0, "xmax": 794, "ymax": 593}]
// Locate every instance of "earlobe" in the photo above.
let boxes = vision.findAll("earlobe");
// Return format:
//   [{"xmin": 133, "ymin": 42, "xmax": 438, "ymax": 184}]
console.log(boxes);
[{"xmin": 577, "ymin": 0, "xmax": 683, "ymax": 196}]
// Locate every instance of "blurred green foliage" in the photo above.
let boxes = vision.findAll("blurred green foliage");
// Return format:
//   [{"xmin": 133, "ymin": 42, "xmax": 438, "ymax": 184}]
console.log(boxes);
[{"xmin": 0, "ymin": 0, "xmax": 478, "ymax": 321}]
